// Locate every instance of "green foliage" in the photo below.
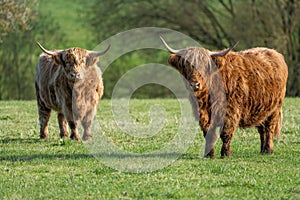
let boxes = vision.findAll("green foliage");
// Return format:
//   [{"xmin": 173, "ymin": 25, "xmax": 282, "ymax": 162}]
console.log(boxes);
[
  {"xmin": 0, "ymin": 0, "xmax": 36, "ymax": 42},
  {"xmin": 0, "ymin": 0, "xmax": 97, "ymax": 100},
  {"xmin": 38, "ymin": 0, "xmax": 95, "ymax": 48},
  {"xmin": 102, "ymin": 49, "xmax": 176, "ymax": 98},
  {"xmin": 229, "ymin": 0, "xmax": 300, "ymax": 96},
  {"xmin": 0, "ymin": 99, "xmax": 299, "ymax": 199},
  {"xmin": 0, "ymin": 11, "xmax": 66, "ymax": 100},
  {"xmin": 87, "ymin": 0, "xmax": 234, "ymax": 47},
  {"xmin": 0, "ymin": 0, "xmax": 300, "ymax": 100},
  {"xmin": 88, "ymin": 0, "xmax": 300, "ymax": 97}
]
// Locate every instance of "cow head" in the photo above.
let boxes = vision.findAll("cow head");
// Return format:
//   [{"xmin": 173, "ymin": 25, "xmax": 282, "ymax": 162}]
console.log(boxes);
[
  {"xmin": 36, "ymin": 42, "xmax": 110, "ymax": 81},
  {"xmin": 160, "ymin": 36, "xmax": 238, "ymax": 90}
]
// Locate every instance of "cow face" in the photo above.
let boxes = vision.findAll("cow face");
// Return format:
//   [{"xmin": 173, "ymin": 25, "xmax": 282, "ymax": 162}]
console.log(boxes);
[
  {"xmin": 60, "ymin": 48, "xmax": 89, "ymax": 81},
  {"xmin": 36, "ymin": 42, "xmax": 110, "ymax": 81},
  {"xmin": 160, "ymin": 36, "xmax": 238, "ymax": 91},
  {"xmin": 168, "ymin": 48, "xmax": 212, "ymax": 75},
  {"xmin": 168, "ymin": 49, "xmax": 212, "ymax": 92}
]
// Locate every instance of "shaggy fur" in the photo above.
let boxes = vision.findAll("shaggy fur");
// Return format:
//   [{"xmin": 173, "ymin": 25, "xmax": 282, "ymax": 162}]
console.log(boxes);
[
  {"xmin": 167, "ymin": 46, "xmax": 288, "ymax": 157},
  {"xmin": 35, "ymin": 47, "xmax": 104, "ymax": 141}
]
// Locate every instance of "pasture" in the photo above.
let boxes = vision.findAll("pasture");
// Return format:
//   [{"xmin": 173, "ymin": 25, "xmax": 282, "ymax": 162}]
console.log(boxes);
[{"xmin": 0, "ymin": 98, "xmax": 299, "ymax": 199}]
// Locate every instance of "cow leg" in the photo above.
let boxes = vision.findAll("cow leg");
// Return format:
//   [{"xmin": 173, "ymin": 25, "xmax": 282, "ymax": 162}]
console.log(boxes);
[
  {"xmin": 257, "ymin": 126, "xmax": 267, "ymax": 153},
  {"xmin": 38, "ymin": 107, "xmax": 51, "ymax": 139},
  {"xmin": 274, "ymin": 109, "xmax": 282, "ymax": 137},
  {"xmin": 257, "ymin": 125, "xmax": 274, "ymax": 154},
  {"xmin": 36, "ymin": 87, "xmax": 51, "ymax": 138},
  {"xmin": 81, "ymin": 108, "xmax": 97, "ymax": 141},
  {"xmin": 64, "ymin": 101, "xmax": 80, "ymax": 141},
  {"xmin": 199, "ymin": 111, "xmax": 215, "ymax": 157},
  {"xmin": 203, "ymin": 126, "xmax": 218, "ymax": 158},
  {"xmin": 57, "ymin": 113, "xmax": 69, "ymax": 138},
  {"xmin": 258, "ymin": 111, "xmax": 280, "ymax": 154},
  {"xmin": 82, "ymin": 120, "xmax": 92, "ymax": 141},
  {"xmin": 69, "ymin": 121, "xmax": 80, "ymax": 141},
  {"xmin": 220, "ymin": 122, "xmax": 237, "ymax": 157}
]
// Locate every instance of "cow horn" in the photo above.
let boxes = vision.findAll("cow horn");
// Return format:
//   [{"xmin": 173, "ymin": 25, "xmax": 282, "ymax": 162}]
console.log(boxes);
[
  {"xmin": 159, "ymin": 36, "xmax": 183, "ymax": 55},
  {"xmin": 88, "ymin": 44, "xmax": 111, "ymax": 57},
  {"xmin": 36, "ymin": 41, "xmax": 57, "ymax": 56},
  {"xmin": 210, "ymin": 41, "xmax": 239, "ymax": 57}
]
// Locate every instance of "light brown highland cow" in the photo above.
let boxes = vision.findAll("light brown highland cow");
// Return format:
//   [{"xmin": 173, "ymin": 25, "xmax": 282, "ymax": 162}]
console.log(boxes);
[
  {"xmin": 160, "ymin": 36, "xmax": 288, "ymax": 157},
  {"xmin": 35, "ymin": 42, "xmax": 109, "ymax": 141}
]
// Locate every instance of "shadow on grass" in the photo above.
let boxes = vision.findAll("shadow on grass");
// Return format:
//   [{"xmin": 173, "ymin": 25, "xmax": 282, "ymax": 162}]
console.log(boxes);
[
  {"xmin": 0, "ymin": 138, "xmax": 203, "ymax": 162},
  {"xmin": 0, "ymin": 153, "xmax": 94, "ymax": 162},
  {"xmin": 0, "ymin": 152, "xmax": 201, "ymax": 162},
  {"xmin": 0, "ymin": 138, "xmax": 41, "ymax": 144},
  {"xmin": 0, "ymin": 138, "xmax": 94, "ymax": 162}
]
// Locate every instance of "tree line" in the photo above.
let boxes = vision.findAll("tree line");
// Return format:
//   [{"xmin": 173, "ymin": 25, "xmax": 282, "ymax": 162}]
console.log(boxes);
[{"xmin": 0, "ymin": 0, "xmax": 299, "ymax": 100}]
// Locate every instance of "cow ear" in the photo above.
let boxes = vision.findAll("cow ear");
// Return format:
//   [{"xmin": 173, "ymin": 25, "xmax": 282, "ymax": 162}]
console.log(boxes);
[
  {"xmin": 52, "ymin": 53, "xmax": 64, "ymax": 66},
  {"xmin": 53, "ymin": 52, "xmax": 65, "ymax": 66},
  {"xmin": 36, "ymin": 41, "xmax": 65, "ymax": 66},
  {"xmin": 86, "ymin": 56, "xmax": 99, "ymax": 66},
  {"xmin": 86, "ymin": 45, "xmax": 110, "ymax": 66}
]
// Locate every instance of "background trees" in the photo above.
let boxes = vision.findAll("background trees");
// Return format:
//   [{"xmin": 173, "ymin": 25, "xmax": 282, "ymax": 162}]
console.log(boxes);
[
  {"xmin": 88, "ymin": 0, "xmax": 300, "ymax": 97},
  {"xmin": 0, "ymin": 1, "xmax": 65, "ymax": 100},
  {"xmin": 0, "ymin": 0, "xmax": 35, "ymax": 43},
  {"xmin": 0, "ymin": 13, "xmax": 65, "ymax": 100},
  {"xmin": 0, "ymin": 0, "xmax": 299, "ymax": 100},
  {"xmin": 230, "ymin": 0, "xmax": 300, "ymax": 96}
]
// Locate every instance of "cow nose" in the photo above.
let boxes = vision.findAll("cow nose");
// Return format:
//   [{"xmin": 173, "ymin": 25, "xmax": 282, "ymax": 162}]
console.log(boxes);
[
  {"xmin": 70, "ymin": 73, "xmax": 76, "ymax": 78},
  {"xmin": 76, "ymin": 73, "xmax": 81, "ymax": 79},
  {"xmin": 70, "ymin": 73, "xmax": 81, "ymax": 79}
]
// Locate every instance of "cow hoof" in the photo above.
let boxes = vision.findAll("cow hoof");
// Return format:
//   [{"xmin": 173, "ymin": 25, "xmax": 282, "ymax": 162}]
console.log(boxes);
[
  {"xmin": 221, "ymin": 148, "xmax": 232, "ymax": 157},
  {"xmin": 82, "ymin": 134, "xmax": 92, "ymax": 141},
  {"xmin": 40, "ymin": 134, "xmax": 48, "ymax": 139},
  {"xmin": 261, "ymin": 148, "xmax": 274, "ymax": 154},
  {"xmin": 70, "ymin": 134, "xmax": 81, "ymax": 141},
  {"xmin": 60, "ymin": 132, "xmax": 69, "ymax": 139},
  {"xmin": 204, "ymin": 148, "xmax": 215, "ymax": 158}
]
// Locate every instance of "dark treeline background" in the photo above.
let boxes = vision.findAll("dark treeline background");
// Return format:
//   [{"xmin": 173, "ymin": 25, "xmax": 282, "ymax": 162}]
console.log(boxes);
[{"xmin": 0, "ymin": 0, "xmax": 299, "ymax": 100}]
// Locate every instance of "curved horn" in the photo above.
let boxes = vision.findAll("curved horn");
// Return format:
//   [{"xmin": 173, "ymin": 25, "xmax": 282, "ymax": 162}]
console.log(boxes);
[
  {"xmin": 36, "ymin": 41, "xmax": 57, "ymax": 56},
  {"xmin": 210, "ymin": 41, "xmax": 239, "ymax": 57},
  {"xmin": 159, "ymin": 36, "xmax": 183, "ymax": 54},
  {"xmin": 88, "ymin": 44, "xmax": 111, "ymax": 57}
]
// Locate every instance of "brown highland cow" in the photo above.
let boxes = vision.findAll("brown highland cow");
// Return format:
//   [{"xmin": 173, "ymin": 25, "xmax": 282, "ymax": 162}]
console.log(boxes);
[
  {"xmin": 35, "ymin": 42, "xmax": 110, "ymax": 141},
  {"xmin": 160, "ymin": 36, "xmax": 288, "ymax": 157}
]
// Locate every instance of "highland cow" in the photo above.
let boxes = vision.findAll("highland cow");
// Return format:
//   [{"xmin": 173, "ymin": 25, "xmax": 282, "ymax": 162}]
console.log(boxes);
[
  {"xmin": 160, "ymin": 36, "xmax": 288, "ymax": 157},
  {"xmin": 35, "ymin": 42, "xmax": 110, "ymax": 141}
]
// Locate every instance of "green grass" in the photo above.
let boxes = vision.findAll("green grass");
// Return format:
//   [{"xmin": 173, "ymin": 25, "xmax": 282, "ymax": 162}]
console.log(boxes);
[{"xmin": 0, "ymin": 98, "xmax": 299, "ymax": 199}]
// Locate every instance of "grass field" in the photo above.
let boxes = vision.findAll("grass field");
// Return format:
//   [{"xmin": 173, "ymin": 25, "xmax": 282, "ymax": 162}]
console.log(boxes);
[{"xmin": 0, "ymin": 98, "xmax": 299, "ymax": 199}]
